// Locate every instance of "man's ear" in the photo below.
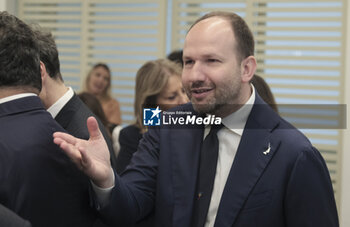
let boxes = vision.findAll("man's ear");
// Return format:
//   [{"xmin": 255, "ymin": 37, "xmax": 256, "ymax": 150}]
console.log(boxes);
[
  {"xmin": 240, "ymin": 56, "xmax": 257, "ymax": 83},
  {"xmin": 40, "ymin": 61, "xmax": 47, "ymax": 81}
]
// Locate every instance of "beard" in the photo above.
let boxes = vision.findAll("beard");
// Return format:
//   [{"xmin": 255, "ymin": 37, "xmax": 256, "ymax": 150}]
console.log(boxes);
[{"xmin": 187, "ymin": 73, "xmax": 242, "ymax": 116}]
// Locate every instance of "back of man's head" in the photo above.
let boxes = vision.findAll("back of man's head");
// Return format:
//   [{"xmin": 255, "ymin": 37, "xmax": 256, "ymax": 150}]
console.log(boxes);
[
  {"xmin": 32, "ymin": 26, "xmax": 63, "ymax": 82},
  {"xmin": 0, "ymin": 11, "xmax": 41, "ymax": 93}
]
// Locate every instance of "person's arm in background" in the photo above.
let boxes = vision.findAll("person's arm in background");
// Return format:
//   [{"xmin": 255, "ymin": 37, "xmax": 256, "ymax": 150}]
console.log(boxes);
[
  {"xmin": 104, "ymin": 99, "xmax": 122, "ymax": 126},
  {"xmin": 115, "ymin": 126, "xmax": 143, "ymax": 174}
]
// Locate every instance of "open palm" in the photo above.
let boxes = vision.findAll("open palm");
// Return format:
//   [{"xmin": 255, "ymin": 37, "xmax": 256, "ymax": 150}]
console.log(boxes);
[{"xmin": 53, "ymin": 116, "xmax": 114, "ymax": 188}]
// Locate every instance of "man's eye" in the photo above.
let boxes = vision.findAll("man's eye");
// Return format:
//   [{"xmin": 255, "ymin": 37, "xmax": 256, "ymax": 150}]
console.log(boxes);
[
  {"xmin": 184, "ymin": 60, "xmax": 194, "ymax": 65},
  {"xmin": 207, "ymin": 59, "xmax": 219, "ymax": 63}
]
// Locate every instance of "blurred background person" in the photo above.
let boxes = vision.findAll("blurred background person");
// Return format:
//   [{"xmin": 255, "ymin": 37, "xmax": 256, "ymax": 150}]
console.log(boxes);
[
  {"xmin": 116, "ymin": 59, "xmax": 188, "ymax": 174},
  {"xmin": 84, "ymin": 63, "xmax": 122, "ymax": 126},
  {"xmin": 251, "ymin": 74, "xmax": 278, "ymax": 113},
  {"xmin": 167, "ymin": 49, "xmax": 183, "ymax": 67},
  {"xmin": 78, "ymin": 92, "xmax": 112, "ymax": 134},
  {"xmin": 33, "ymin": 27, "xmax": 117, "ymax": 168},
  {"xmin": 0, "ymin": 11, "xmax": 96, "ymax": 227}
]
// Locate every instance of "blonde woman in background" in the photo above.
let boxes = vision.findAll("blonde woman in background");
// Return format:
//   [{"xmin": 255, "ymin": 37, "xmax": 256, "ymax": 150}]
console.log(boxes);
[
  {"xmin": 116, "ymin": 59, "xmax": 189, "ymax": 174},
  {"xmin": 84, "ymin": 63, "xmax": 122, "ymax": 126}
]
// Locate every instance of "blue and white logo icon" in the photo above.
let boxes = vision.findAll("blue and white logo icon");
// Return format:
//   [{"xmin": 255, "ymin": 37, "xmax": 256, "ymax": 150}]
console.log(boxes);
[{"xmin": 143, "ymin": 106, "xmax": 162, "ymax": 126}]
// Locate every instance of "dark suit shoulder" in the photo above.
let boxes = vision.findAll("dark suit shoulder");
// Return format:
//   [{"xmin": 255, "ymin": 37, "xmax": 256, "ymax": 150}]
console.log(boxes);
[
  {"xmin": 55, "ymin": 95, "xmax": 91, "ymax": 139},
  {"xmin": 270, "ymin": 113, "xmax": 314, "ymax": 155},
  {"xmin": 56, "ymin": 95, "xmax": 112, "ymax": 143},
  {"xmin": 0, "ymin": 96, "xmax": 96, "ymax": 226},
  {"xmin": 57, "ymin": 94, "xmax": 117, "ymax": 166}
]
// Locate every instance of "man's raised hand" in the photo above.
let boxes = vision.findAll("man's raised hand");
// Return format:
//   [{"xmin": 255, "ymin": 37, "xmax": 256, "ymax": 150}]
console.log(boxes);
[{"xmin": 53, "ymin": 116, "xmax": 114, "ymax": 188}]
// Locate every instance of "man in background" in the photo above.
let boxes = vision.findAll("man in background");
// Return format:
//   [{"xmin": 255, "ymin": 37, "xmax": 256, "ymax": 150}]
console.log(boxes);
[
  {"xmin": 0, "ymin": 11, "xmax": 96, "ymax": 227},
  {"xmin": 33, "ymin": 27, "xmax": 117, "ymax": 169}
]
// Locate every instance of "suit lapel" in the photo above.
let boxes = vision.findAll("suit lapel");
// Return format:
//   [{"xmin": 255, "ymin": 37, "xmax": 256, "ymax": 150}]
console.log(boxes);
[
  {"xmin": 170, "ymin": 105, "xmax": 204, "ymax": 226},
  {"xmin": 214, "ymin": 95, "xmax": 281, "ymax": 227}
]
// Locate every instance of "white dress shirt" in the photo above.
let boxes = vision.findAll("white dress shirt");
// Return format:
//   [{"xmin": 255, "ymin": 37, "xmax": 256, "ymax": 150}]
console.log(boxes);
[
  {"xmin": 93, "ymin": 86, "xmax": 256, "ymax": 226},
  {"xmin": 205, "ymin": 86, "xmax": 255, "ymax": 227},
  {"xmin": 47, "ymin": 87, "xmax": 74, "ymax": 118}
]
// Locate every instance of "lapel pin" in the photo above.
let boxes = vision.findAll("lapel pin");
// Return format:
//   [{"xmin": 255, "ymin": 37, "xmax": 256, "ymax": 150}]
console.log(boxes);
[{"xmin": 263, "ymin": 143, "xmax": 271, "ymax": 155}]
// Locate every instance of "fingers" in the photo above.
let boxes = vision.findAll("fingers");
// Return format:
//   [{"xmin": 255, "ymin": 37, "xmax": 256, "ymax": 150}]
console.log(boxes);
[
  {"xmin": 54, "ymin": 137, "xmax": 83, "ymax": 169},
  {"xmin": 80, "ymin": 147, "xmax": 92, "ymax": 170},
  {"xmin": 53, "ymin": 132, "xmax": 78, "ymax": 146},
  {"xmin": 87, "ymin": 116, "xmax": 103, "ymax": 140},
  {"xmin": 79, "ymin": 145, "xmax": 114, "ymax": 188},
  {"xmin": 53, "ymin": 137, "xmax": 64, "ymax": 147}
]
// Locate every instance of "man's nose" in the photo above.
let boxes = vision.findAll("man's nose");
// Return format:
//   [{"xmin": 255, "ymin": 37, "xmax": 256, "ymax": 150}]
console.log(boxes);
[{"xmin": 190, "ymin": 62, "xmax": 206, "ymax": 81}]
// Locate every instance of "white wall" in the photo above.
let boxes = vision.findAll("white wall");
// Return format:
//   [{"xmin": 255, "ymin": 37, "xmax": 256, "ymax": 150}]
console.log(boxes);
[
  {"xmin": 0, "ymin": 0, "xmax": 6, "ymax": 11},
  {"xmin": 340, "ymin": 1, "xmax": 350, "ymax": 225},
  {"xmin": 0, "ymin": 0, "xmax": 16, "ymax": 14},
  {"xmin": 6, "ymin": 0, "xmax": 16, "ymax": 15}
]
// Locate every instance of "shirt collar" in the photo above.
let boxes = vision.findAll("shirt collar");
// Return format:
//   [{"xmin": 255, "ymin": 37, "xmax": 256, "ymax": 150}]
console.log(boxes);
[
  {"xmin": 47, "ymin": 87, "xmax": 74, "ymax": 118},
  {"xmin": 221, "ymin": 84, "xmax": 255, "ymax": 136},
  {"xmin": 0, "ymin": 93, "xmax": 37, "ymax": 104}
]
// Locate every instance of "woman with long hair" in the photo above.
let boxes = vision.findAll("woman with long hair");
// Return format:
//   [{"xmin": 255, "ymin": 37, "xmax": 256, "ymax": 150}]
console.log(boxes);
[
  {"xmin": 84, "ymin": 63, "xmax": 122, "ymax": 126},
  {"xmin": 116, "ymin": 59, "xmax": 188, "ymax": 174}
]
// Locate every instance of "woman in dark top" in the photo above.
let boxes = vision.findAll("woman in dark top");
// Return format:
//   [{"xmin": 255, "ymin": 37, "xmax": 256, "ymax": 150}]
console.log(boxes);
[{"xmin": 116, "ymin": 59, "xmax": 188, "ymax": 174}]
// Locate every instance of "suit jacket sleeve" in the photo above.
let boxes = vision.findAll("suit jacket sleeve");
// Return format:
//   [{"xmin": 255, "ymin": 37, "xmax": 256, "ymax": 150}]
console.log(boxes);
[
  {"xmin": 285, "ymin": 146, "xmax": 339, "ymax": 227},
  {"xmin": 98, "ymin": 126, "xmax": 159, "ymax": 226}
]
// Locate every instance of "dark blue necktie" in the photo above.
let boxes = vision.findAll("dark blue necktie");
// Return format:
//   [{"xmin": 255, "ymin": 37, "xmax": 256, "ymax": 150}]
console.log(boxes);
[{"xmin": 193, "ymin": 124, "xmax": 224, "ymax": 227}]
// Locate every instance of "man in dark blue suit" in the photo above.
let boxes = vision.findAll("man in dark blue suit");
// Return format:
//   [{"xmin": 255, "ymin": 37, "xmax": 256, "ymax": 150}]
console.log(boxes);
[
  {"xmin": 0, "ymin": 11, "xmax": 96, "ymax": 227},
  {"xmin": 54, "ymin": 11, "xmax": 339, "ymax": 227}
]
